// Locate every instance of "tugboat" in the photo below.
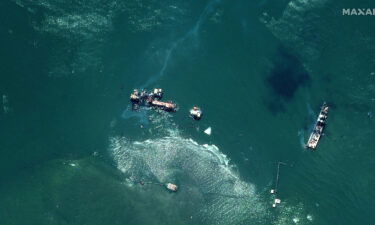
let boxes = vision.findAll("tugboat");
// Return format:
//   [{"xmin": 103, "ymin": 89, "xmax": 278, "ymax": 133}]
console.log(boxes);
[
  {"xmin": 130, "ymin": 89, "xmax": 140, "ymax": 103},
  {"xmin": 306, "ymin": 103, "xmax": 329, "ymax": 150},
  {"xmin": 190, "ymin": 106, "xmax": 202, "ymax": 120},
  {"xmin": 130, "ymin": 88, "xmax": 176, "ymax": 112},
  {"xmin": 151, "ymin": 88, "xmax": 163, "ymax": 100}
]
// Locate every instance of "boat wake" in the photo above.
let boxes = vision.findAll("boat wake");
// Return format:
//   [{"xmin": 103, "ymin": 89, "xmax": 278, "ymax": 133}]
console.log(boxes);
[{"xmin": 298, "ymin": 130, "xmax": 306, "ymax": 149}]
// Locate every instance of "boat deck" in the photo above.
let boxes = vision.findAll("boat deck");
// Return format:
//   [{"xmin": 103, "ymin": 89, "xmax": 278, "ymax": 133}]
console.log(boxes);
[{"xmin": 306, "ymin": 103, "xmax": 329, "ymax": 150}]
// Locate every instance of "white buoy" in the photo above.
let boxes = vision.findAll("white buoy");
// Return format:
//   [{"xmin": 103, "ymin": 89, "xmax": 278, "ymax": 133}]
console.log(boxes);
[
  {"xmin": 204, "ymin": 127, "xmax": 212, "ymax": 135},
  {"xmin": 270, "ymin": 189, "xmax": 275, "ymax": 194},
  {"xmin": 272, "ymin": 204, "xmax": 276, "ymax": 208}
]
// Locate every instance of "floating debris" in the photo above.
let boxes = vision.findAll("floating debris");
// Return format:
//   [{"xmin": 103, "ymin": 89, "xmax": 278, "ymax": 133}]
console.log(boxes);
[{"xmin": 204, "ymin": 127, "xmax": 212, "ymax": 135}]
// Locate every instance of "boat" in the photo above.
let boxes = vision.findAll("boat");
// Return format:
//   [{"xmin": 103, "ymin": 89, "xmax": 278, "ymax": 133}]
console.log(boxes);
[
  {"xmin": 306, "ymin": 103, "xmax": 329, "ymax": 150},
  {"xmin": 149, "ymin": 99, "xmax": 177, "ymax": 111},
  {"xmin": 130, "ymin": 89, "xmax": 140, "ymax": 103},
  {"xmin": 130, "ymin": 88, "xmax": 176, "ymax": 112},
  {"xmin": 190, "ymin": 106, "xmax": 202, "ymax": 120},
  {"xmin": 166, "ymin": 183, "xmax": 178, "ymax": 192},
  {"xmin": 151, "ymin": 88, "xmax": 163, "ymax": 100}
]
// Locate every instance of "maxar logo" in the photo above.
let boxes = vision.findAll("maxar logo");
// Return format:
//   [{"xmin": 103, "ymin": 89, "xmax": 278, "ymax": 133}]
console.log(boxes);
[{"xmin": 343, "ymin": 8, "xmax": 375, "ymax": 15}]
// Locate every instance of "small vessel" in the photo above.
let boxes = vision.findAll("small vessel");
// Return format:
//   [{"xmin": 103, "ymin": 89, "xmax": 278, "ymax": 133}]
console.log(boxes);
[
  {"xmin": 272, "ymin": 199, "xmax": 281, "ymax": 208},
  {"xmin": 166, "ymin": 183, "xmax": 178, "ymax": 192},
  {"xmin": 130, "ymin": 89, "xmax": 140, "ymax": 103},
  {"xmin": 306, "ymin": 103, "xmax": 329, "ymax": 150},
  {"xmin": 151, "ymin": 88, "xmax": 163, "ymax": 100},
  {"xmin": 190, "ymin": 106, "xmax": 202, "ymax": 120}
]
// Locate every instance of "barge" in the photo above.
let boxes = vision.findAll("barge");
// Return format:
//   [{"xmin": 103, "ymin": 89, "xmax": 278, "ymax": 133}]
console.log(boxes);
[
  {"xmin": 130, "ymin": 88, "xmax": 177, "ymax": 112},
  {"xmin": 306, "ymin": 103, "xmax": 329, "ymax": 150},
  {"xmin": 148, "ymin": 99, "xmax": 176, "ymax": 112}
]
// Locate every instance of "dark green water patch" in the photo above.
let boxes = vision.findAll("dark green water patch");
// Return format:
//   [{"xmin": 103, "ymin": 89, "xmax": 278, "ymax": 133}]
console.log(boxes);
[{"xmin": 265, "ymin": 46, "xmax": 310, "ymax": 113}]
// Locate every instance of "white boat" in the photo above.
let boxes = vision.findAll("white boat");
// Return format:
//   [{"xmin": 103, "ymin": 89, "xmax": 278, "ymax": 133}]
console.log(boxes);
[
  {"xmin": 166, "ymin": 183, "xmax": 178, "ymax": 192},
  {"xmin": 190, "ymin": 106, "xmax": 202, "ymax": 120},
  {"xmin": 306, "ymin": 103, "xmax": 329, "ymax": 150}
]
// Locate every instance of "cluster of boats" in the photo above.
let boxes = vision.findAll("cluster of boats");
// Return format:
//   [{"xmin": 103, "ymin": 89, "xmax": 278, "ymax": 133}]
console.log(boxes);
[
  {"xmin": 130, "ymin": 88, "xmax": 206, "ymax": 192},
  {"xmin": 130, "ymin": 88, "xmax": 202, "ymax": 120},
  {"xmin": 130, "ymin": 88, "xmax": 330, "ymax": 196},
  {"xmin": 130, "ymin": 88, "xmax": 329, "ymax": 150}
]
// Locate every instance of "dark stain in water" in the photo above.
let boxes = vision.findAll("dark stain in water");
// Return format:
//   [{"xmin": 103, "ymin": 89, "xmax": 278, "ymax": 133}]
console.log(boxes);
[{"xmin": 265, "ymin": 46, "xmax": 310, "ymax": 113}]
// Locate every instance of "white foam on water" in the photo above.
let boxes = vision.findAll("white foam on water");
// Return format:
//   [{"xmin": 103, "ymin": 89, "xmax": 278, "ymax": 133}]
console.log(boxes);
[
  {"xmin": 110, "ymin": 137, "xmax": 313, "ymax": 224},
  {"xmin": 111, "ymin": 101, "xmax": 314, "ymax": 224},
  {"xmin": 274, "ymin": 201, "xmax": 314, "ymax": 225},
  {"xmin": 13, "ymin": 0, "xmax": 128, "ymax": 77},
  {"xmin": 298, "ymin": 130, "xmax": 306, "ymax": 149},
  {"xmin": 109, "ymin": 130, "xmax": 269, "ymax": 224},
  {"xmin": 260, "ymin": 0, "xmax": 329, "ymax": 67},
  {"xmin": 16, "ymin": 0, "xmax": 125, "ymax": 39}
]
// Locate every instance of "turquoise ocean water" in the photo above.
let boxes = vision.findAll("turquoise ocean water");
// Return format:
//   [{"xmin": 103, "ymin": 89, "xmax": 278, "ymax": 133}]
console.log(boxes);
[{"xmin": 1, "ymin": 0, "xmax": 375, "ymax": 224}]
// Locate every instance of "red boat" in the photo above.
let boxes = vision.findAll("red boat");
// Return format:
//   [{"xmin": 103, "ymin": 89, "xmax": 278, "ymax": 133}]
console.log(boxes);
[{"xmin": 149, "ymin": 99, "xmax": 176, "ymax": 111}]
